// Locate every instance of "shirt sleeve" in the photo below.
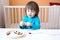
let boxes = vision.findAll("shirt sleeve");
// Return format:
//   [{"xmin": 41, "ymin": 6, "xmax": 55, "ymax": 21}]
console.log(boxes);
[
  {"xmin": 22, "ymin": 16, "xmax": 27, "ymax": 22},
  {"xmin": 31, "ymin": 17, "xmax": 41, "ymax": 30}
]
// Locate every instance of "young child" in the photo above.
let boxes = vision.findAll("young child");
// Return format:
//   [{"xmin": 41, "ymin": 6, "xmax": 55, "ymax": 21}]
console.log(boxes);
[{"xmin": 19, "ymin": 1, "xmax": 41, "ymax": 30}]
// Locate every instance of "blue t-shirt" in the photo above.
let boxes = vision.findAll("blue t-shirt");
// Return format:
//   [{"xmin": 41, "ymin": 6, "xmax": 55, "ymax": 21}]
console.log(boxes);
[{"xmin": 19, "ymin": 15, "xmax": 41, "ymax": 30}]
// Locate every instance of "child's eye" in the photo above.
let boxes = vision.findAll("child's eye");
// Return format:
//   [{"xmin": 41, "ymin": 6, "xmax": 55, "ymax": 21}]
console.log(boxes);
[
  {"xmin": 32, "ymin": 11, "xmax": 35, "ymax": 13},
  {"xmin": 27, "ymin": 9, "xmax": 35, "ymax": 13},
  {"xmin": 31, "ymin": 10, "xmax": 34, "ymax": 12},
  {"xmin": 31, "ymin": 10, "xmax": 35, "ymax": 13}
]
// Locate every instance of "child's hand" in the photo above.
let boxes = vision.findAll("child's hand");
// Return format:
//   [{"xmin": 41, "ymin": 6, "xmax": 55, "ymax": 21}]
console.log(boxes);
[
  {"xmin": 26, "ymin": 22, "xmax": 32, "ymax": 26},
  {"xmin": 20, "ymin": 21, "xmax": 25, "ymax": 26}
]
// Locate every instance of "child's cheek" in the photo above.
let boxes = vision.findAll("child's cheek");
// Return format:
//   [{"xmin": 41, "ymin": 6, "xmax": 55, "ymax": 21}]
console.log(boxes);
[
  {"xmin": 31, "ymin": 13, "xmax": 35, "ymax": 17},
  {"xmin": 27, "ymin": 12, "xmax": 30, "ymax": 15}
]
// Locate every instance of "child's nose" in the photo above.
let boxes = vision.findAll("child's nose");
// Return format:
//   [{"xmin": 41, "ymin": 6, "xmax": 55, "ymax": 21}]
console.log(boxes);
[
  {"xmin": 29, "ymin": 12, "xmax": 32, "ymax": 14},
  {"xmin": 29, "ymin": 13, "xmax": 32, "ymax": 15}
]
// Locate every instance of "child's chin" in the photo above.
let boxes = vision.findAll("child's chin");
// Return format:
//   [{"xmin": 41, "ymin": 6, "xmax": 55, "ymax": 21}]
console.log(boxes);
[{"xmin": 28, "ymin": 16, "xmax": 33, "ymax": 18}]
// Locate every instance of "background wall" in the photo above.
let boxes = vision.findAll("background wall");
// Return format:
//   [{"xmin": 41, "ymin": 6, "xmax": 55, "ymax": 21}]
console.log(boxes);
[
  {"xmin": 9, "ymin": 0, "xmax": 60, "ymax": 6},
  {"xmin": 50, "ymin": 0, "xmax": 60, "ymax": 3},
  {"xmin": 9, "ymin": 0, "xmax": 49, "ymax": 6}
]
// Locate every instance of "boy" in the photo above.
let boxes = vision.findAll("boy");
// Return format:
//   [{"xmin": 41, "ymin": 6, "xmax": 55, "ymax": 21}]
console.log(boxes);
[{"xmin": 19, "ymin": 1, "xmax": 40, "ymax": 30}]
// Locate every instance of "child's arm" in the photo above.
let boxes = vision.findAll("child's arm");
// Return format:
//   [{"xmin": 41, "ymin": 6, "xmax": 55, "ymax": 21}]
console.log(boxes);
[
  {"xmin": 18, "ymin": 16, "xmax": 27, "ymax": 28},
  {"xmin": 31, "ymin": 18, "xmax": 40, "ymax": 30},
  {"xmin": 24, "ymin": 17, "xmax": 40, "ymax": 30},
  {"xmin": 19, "ymin": 16, "xmax": 27, "ymax": 26},
  {"xmin": 22, "ymin": 16, "xmax": 27, "ymax": 22}
]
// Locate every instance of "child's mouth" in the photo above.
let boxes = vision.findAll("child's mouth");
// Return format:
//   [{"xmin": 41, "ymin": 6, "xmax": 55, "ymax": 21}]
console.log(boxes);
[{"xmin": 29, "ymin": 15, "xmax": 31, "ymax": 16}]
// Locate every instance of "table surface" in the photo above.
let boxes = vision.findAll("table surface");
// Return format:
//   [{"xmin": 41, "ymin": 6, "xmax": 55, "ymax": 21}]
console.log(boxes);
[{"xmin": 0, "ymin": 28, "xmax": 60, "ymax": 40}]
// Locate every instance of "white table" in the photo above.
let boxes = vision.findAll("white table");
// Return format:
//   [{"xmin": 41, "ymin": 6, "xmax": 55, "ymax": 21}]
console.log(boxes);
[{"xmin": 0, "ymin": 28, "xmax": 60, "ymax": 40}]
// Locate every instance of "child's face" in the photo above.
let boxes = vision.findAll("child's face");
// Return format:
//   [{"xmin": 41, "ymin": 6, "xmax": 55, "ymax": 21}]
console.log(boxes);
[{"xmin": 26, "ymin": 9, "xmax": 36, "ymax": 18}]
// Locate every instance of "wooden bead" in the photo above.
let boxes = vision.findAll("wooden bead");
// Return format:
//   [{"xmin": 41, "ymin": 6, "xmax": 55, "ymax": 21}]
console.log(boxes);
[
  {"xmin": 28, "ymin": 32, "xmax": 31, "ymax": 34},
  {"xmin": 6, "ymin": 31, "xmax": 10, "ymax": 35},
  {"xmin": 17, "ymin": 32, "xmax": 21, "ymax": 35}
]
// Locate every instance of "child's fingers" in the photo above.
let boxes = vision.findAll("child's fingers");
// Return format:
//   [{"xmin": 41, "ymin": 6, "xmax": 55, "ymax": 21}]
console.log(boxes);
[
  {"xmin": 20, "ymin": 21, "xmax": 24, "ymax": 26},
  {"xmin": 26, "ymin": 22, "xmax": 32, "ymax": 26}
]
